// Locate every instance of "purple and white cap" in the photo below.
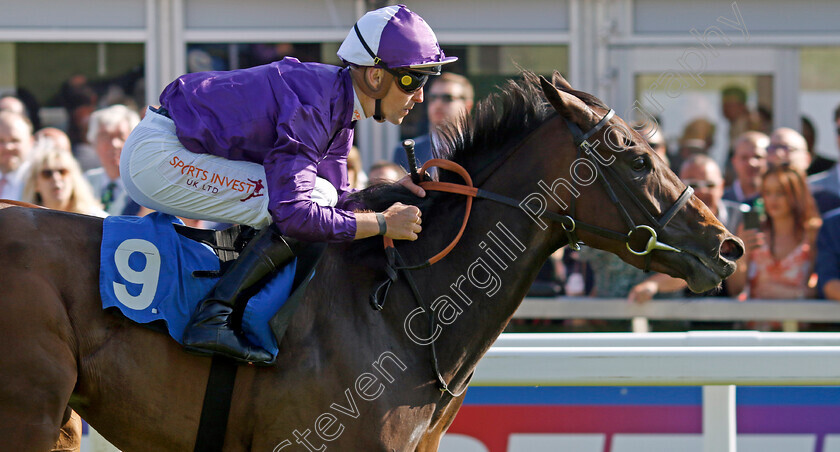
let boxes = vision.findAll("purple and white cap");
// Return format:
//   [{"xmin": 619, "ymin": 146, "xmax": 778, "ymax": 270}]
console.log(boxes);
[{"xmin": 337, "ymin": 4, "xmax": 457, "ymax": 74}]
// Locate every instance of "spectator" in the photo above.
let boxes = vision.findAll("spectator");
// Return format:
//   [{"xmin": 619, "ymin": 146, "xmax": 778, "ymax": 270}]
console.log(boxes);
[
  {"xmin": 84, "ymin": 105, "xmax": 141, "ymax": 215},
  {"xmin": 816, "ymin": 208, "xmax": 840, "ymax": 301},
  {"xmin": 723, "ymin": 131, "xmax": 768, "ymax": 205},
  {"xmin": 671, "ymin": 118, "xmax": 714, "ymax": 172},
  {"xmin": 802, "ymin": 115, "xmax": 834, "ymax": 176},
  {"xmin": 0, "ymin": 94, "xmax": 27, "ymax": 117},
  {"xmin": 367, "ymin": 160, "xmax": 407, "ymax": 186},
  {"xmin": 730, "ymin": 165, "xmax": 821, "ymax": 300},
  {"xmin": 768, "ymin": 127, "xmax": 840, "ymax": 214},
  {"xmin": 392, "ymin": 72, "xmax": 474, "ymax": 170},
  {"xmin": 59, "ymin": 75, "xmax": 100, "ymax": 172},
  {"xmin": 579, "ymin": 246, "xmax": 648, "ymax": 300},
  {"xmin": 629, "ymin": 155, "xmax": 743, "ymax": 302},
  {"xmin": 22, "ymin": 146, "xmax": 106, "ymax": 216},
  {"xmin": 346, "ymin": 146, "xmax": 368, "ymax": 190},
  {"xmin": 808, "ymin": 105, "xmax": 840, "ymax": 196},
  {"xmin": 767, "ymin": 127, "xmax": 811, "ymax": 172},
  {"xmin": 721, "ymin": 86, "xmax": 751, "ymax": 151},
  {"xmin": 632, "ymin": 120, "xmax": 668, "ymax": 167},
  {"xmin": 0, "ymin": 111, "xmax": 35, "ymax": 201},
  {"xmin": 34, "ymin": 127, "xmax": 73, "ymax": 154}
]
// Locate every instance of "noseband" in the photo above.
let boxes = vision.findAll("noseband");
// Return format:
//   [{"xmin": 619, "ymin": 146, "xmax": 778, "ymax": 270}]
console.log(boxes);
[{"xmin": 558, "ymin": 109, "xmax": 693, "ymax": 267}]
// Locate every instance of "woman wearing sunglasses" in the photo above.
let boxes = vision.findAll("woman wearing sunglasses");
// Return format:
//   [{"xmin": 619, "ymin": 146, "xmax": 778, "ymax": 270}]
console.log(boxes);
[
  {"xmin": 119, "ymin": 4, "xmax": 456, "ymax": 364},
  {"xmin": 22, "ymin": 146, "xmax": 106, "ymax": 217}
]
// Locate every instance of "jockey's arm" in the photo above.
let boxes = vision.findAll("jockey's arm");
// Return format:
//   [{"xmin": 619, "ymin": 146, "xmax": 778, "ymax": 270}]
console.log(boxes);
[{"xmin": 354, "ymin": 175, "xmax": 425, "ymax": 241}]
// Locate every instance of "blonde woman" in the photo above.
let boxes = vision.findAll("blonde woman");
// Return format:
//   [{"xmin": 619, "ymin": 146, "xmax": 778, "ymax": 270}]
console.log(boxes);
[{"xmin": 23, "ymin": 146, "xmax": 107, "ymax": 217}]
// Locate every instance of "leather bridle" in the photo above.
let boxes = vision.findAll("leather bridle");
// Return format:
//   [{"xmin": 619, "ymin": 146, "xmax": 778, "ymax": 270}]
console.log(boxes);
[{"xmin": 370, "ymin": 108, "xmax": 695, "ymax": 397}]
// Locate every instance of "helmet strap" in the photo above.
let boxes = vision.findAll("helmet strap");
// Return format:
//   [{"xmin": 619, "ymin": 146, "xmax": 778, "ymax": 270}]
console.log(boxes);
[
  {"xmin": 350, "ymin": 67, "xmax": 392, "ymax": 121},
  {"xmin": 374, "ymin": 99, "xmax": 384, "ymax": 122}
]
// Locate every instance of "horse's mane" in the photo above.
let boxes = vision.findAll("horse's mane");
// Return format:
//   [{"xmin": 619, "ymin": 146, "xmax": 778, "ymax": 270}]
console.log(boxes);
[
  {"xmin": 346, "ymin": 71, "xmax": 608, "ymax": 257},
  {"xmin": 353, "ymin": 71, "xmax": 608, "ymax": 211},
  {"xmin": 436, "ymin": 71, "xmax": 606, "ymax": 182}
]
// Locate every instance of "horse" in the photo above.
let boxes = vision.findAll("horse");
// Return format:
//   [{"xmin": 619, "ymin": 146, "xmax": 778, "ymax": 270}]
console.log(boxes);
[{"xmin": 0, "ymin": 72, "xmax": 743, "ymax": 451}]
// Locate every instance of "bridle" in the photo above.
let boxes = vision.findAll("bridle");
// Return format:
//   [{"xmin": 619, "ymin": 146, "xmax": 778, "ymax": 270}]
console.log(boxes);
[
  {"xmin": 557, "ymin": 109, "xmax": 694, "ymax": 269},
  {"xmin": 369, "ymin": 108, "xmax": 695, "ymax": 397}
]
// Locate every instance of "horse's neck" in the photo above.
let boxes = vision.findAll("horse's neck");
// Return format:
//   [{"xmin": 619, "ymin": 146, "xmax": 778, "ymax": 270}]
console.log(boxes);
[
  {"xmin": 303, "ymin": 197, "xmax": 555, "ymax": 390},
  {"xmin": 417, "ymin": 206, "xmax": 554, "ymax": 383}
]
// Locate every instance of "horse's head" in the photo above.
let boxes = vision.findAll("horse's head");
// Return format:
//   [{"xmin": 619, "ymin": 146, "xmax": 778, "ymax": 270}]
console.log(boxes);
[{"xmin": 538, "ymin": 74, "xmax": 743, "ymax": 292}]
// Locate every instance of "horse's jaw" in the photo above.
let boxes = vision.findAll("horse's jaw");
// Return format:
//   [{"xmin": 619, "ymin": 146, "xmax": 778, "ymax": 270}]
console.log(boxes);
[{"xmin": 653, "ymin": 247, "xmax": 736, "ymax": 293}]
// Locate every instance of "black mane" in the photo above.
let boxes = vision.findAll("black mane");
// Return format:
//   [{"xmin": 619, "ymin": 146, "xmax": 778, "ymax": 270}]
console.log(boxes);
[
  {"xmin": 437, "ymin": 71, "xmax": 608, "ymax": 182},
  {"xmin": 352, "ymin": 71, "xmax": 609, "ymax": 210}
]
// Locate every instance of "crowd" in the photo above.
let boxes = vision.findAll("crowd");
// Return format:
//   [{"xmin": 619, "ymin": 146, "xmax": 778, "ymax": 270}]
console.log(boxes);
[
  {"xmin": 4, "ymin": 68, "xmax": 840, "ymax": 335},
  {"xmin": 518, "ymin": 88, "xmax": 840, "ymax": 332}
]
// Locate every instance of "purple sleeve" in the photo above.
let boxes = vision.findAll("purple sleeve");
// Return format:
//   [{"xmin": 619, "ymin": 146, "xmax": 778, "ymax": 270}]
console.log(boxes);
[
  {"xmin": 264, "ymin": 116, "xmax": 357, "ymax": 243},
  {"xmin": 319, "ymin": 135, "xmax": 365, "ymax": 213}
]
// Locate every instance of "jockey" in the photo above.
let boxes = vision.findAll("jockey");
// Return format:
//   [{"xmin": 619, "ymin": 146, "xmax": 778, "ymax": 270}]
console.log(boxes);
[{"xmin": 120, "ymin": 4, "xmax": 457, "ymax": 364}]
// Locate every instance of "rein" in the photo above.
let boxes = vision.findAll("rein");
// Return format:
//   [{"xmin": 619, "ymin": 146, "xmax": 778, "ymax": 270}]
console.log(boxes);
[{"xmin": 369, "ymin": 108, "xmax": 694, "ymax": 398}]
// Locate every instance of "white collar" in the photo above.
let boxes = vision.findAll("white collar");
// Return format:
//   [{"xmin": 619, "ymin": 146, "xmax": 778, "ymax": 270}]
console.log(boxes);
[{"xmin": 352, "ymin": 87, "xmax": 367, "ymax": 122}]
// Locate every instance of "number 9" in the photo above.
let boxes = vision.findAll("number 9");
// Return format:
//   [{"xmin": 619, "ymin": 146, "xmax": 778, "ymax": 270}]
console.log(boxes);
[{"xmin": 113, "ymin": 239, "xmax": 161, "ymax": 310}]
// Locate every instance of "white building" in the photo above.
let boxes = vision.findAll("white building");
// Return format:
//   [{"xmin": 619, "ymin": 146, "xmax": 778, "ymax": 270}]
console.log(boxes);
[{"xmin": 2, "ymin": 0, "xmax": 839, "ymax": 169}]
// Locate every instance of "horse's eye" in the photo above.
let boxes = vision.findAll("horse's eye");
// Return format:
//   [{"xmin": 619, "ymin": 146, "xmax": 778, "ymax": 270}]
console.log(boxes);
[{"xmin": 631, "ymin": 156, "xmax": 647, "ymax": 172}]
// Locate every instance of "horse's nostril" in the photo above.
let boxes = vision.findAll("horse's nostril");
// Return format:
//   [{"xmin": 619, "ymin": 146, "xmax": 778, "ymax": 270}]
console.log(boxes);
[{"xmin": 720, "ymin": 237, "xmax": 744, "ymax": 262}]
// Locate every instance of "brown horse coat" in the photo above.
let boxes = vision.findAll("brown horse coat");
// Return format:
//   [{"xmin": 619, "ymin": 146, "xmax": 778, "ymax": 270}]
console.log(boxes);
[{"xmin": 0, "ymin": 73, "xmax": 741, "ymax": 451}]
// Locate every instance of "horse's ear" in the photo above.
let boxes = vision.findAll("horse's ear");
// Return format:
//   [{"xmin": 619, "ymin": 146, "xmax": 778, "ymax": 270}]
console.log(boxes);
[
  {"xmin": 552, "ymin": 71, "xmax": 572, "ymax": 90},
  {"xmin": 539, "ymin": 76, "xmax": 598, "ymax": 128}
]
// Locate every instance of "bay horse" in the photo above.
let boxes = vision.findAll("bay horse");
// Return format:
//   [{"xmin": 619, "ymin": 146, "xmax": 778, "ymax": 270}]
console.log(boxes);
[{"xmin": 0, "ymin": 72, "xmax": 742, "ymax": 451}]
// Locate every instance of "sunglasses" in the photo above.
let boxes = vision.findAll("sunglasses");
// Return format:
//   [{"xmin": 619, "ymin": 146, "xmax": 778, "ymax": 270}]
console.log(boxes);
[
  {"xmin": 427, "ymin": 93, "xmax": 465, "ymax": 103},
  {"xmin": 384, "ymin": 68, "xmax": 429, "ymax": 94},
  {"xmin": 40, "ymin": 168, "xmax": 69, "ymax": 178},
  {"xmin": 767, "ymin": 143, "xmax": 796, "ymax": 153}
]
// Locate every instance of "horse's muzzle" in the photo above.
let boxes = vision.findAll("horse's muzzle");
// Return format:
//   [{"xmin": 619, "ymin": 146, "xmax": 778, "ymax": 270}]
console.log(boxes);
[{"xmin": 719, "ymin": 235, "xmax": 745, "ymax": 263}]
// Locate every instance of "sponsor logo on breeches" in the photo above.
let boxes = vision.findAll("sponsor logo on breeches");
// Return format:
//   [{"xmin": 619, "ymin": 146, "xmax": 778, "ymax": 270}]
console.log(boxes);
[{"xmin": 169, "ymin": 155, "xmax": 265, "ymax": 201}]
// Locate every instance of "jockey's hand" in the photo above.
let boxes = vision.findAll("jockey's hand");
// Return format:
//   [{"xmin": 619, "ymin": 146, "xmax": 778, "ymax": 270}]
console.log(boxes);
[
  {"xmin": 397, "ymin": 174, "xmax": 426, "ymax": 198},
  {"xmin": 383, "ymin": 202, "xmax": 422, "ymax": 240}
]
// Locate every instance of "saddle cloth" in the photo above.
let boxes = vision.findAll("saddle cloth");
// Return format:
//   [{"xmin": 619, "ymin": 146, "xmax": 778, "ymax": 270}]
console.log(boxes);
[{"xmin": 98, "ymin": 212, "xmax": 296, "ymax": 357}]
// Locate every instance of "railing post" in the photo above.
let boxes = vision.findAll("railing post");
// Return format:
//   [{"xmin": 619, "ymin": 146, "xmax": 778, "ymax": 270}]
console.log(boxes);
[
  {"xmin": 782, "ymin": 320, "xmax": 799, "ymax": 332},
  {"xmin": 631, "ymin": 316, "xmax": 649, "ymax": 333},
  {"xmin": 702, "ymin": 385, "xmax": 737, "ymax": 452}
]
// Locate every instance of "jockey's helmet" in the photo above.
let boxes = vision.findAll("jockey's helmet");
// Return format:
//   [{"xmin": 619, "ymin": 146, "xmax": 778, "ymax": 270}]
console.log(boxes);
[{"xmin": 337, "ymin": 4, "xmax": 457, "ymax": 82}]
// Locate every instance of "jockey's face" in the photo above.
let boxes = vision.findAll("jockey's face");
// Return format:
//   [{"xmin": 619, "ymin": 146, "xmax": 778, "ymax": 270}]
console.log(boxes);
[
  {"xmin": 380, "ymin": 80, "xmax": 424, "ymax": 125},
  {"xmin": 356, "ymin": 67, "xmax": 424, "ymax": 125}
]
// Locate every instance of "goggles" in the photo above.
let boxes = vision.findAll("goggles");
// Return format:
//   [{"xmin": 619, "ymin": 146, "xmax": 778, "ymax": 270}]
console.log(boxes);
[
  {"xmin": 384, "ymin": 68, "xmax": 430, "ymax": 93},
  {"xmin": 351, "ymin": 23, "xmax": 439, "ymax": 94}
]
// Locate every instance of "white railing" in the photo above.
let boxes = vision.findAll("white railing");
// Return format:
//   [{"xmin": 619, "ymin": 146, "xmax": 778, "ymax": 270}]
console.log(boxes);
[
  {"xmin": 513, "ymin": 297, "xmax": 840, "ymax": 332},
  {"xmin": 473, "ymin": 332, "xmax": 840, "ymax": 452}
]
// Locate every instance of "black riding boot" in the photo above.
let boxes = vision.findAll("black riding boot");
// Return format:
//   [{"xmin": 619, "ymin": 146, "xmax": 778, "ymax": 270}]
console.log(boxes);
[{"xmin": 183, "ymin": 225, "xmax": 299, "ymax": 365}]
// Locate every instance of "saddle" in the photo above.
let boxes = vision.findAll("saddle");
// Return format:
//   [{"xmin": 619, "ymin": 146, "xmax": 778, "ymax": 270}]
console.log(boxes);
[{"xmin": 98, "ymin": 213, "xmax": 321, "ymax": 358}]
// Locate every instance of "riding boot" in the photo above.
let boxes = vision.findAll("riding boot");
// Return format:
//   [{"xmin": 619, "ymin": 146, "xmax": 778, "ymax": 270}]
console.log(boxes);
[{"xmin": 183, "ymin": 225, "xmax": 299, "ymax": 364}]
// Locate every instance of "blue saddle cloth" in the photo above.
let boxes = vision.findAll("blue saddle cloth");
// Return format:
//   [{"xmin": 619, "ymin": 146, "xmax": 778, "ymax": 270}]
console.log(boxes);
[{"xmin": 99, "ymin": 212, "xmax": 295, "ymax": 358}]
